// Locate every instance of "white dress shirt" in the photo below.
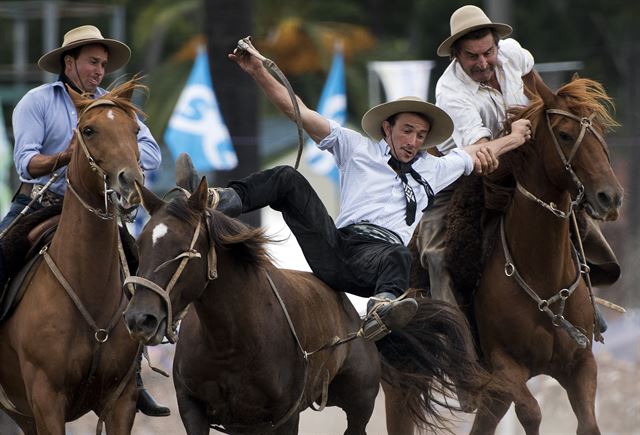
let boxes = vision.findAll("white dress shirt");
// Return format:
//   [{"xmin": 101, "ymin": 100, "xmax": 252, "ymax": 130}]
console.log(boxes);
[
  {"xmin": 436, "ymin": 38, "xmax": 534, "ymax": 152},
  {"xmin": 318, "ymin": 120, "xmax": 473, "ymax": 245}
]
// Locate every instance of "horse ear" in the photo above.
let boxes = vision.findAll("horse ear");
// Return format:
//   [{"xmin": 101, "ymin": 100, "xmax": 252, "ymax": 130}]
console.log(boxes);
[
  {"xmin": 175, "ymin": 153, "xmax": 199, "ymax": 193},
  {"xmin": 66, "ymin": 84, "xmax": 86, "ymax": 110},
  {"xmin": 571, "ymin": 72, "xmax": 580, "ymax": 81},
  {"xmin": 135, "ymin": 180, "xmax": 164, "ymax": 215},
  {"xmin": 536, "ymin": 77, "xmax": 557, "ymax": 107},
  {"xmin": 188, "ymin": 177, "xmax": 209, "ymax": 212}
]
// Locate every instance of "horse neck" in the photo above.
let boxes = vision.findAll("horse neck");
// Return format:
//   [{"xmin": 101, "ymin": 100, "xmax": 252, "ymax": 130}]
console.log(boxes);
[
  {"xmin": 192, "ymin": 250, "xmax": 275, "ymax": 348},
  {"xmin": 505, "ymin": 169, "xmax": 577, "ymax": 289},
  {"xmin": 49, "ymin": 161, "xmax": 120, "ymax": 302}
]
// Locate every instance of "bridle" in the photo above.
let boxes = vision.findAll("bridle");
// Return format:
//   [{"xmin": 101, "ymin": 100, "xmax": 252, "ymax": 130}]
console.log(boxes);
[
  {"xmin": 66, "ymin": 99, "xmax": 137, "ymax": 220},
  {"xmin": 124, "ymin": 213, "xmax": 217, "ymax": 343},
  {"xmin": 504, "ymin": 107, "xmax": 611, "ymax": 346},
  {"xmin": 515, "ymin": 108, "xmax": 608, "ymax": 219}
]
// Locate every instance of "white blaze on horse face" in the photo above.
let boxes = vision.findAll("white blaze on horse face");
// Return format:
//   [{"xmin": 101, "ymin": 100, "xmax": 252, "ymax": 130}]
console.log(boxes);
[
  {"xmin": 152, "ymin": 223, "xmax": 169, "ymax": 246},
  {"xmin": 106, "ymin": 109, "xmax": 115, "ymax": 120}
]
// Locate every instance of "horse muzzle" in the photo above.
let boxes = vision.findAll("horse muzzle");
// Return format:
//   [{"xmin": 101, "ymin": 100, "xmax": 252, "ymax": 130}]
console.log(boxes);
[
  {"xmin": 123, "ymin": 307, "xmax": 167, "ymax": 346},
  {"xmin": 585, "ymin": 185, "xmax": 623, "ymax": 221}
]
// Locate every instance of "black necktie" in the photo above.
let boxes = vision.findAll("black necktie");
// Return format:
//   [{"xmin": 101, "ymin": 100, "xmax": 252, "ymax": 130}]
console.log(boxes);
[{"xmin": 388, "ymin": 156, "xmax": 435, "ymax": 225}]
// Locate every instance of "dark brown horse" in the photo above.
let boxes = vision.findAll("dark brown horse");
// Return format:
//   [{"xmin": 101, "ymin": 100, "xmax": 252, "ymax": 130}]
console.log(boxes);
[
  {"xmin": 123, "ymin": 164, "xmax": 491, "ymax": 435},
  {"xmin": 0, "ymin": 80, "xmax": 146, "ymax": 434},
  {"xmin": 468, "ymin": 77, "xmax": 622, "ymax": 434}
]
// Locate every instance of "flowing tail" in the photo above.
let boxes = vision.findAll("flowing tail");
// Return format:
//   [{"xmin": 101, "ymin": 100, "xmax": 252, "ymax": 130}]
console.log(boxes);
[{"xmin": 376, "ymin": 295, "xmax": 493, "ymax": 432}]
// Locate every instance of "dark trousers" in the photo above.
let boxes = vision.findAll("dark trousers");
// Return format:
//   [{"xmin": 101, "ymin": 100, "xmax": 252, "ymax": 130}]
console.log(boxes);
[
  {"xmin": 230, "ymin": 166, "xmax": 411, "ymax": 298},
  {"xmin": 0, "ymin": 194, "xmax": 41, "ymax": 232}
]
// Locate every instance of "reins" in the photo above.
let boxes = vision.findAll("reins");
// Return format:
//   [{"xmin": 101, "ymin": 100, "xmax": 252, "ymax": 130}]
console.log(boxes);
[
  {"xmin": 506, "ymin": 108, "xmax": 610, "ymax": 344},
  {"xmin": 235, "ymin": 37, "xmax": 304, "ymax": 170},
  {"xmin": 499, "ymin": 217, "xmax": 590, "ymax": 348},
  {"xmin": 126, "ymin": 207, "xmax": 358, "ymax": 433}
]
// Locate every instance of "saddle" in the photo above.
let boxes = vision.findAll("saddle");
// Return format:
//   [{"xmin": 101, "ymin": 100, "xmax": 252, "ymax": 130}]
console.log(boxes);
[
  {"xmin": 444, "ymin": 172, "xmax": 621, "ymax": 307},
  {"xmin": 0, "ymin": 205, "xmax": 62, "ymax": 322}
]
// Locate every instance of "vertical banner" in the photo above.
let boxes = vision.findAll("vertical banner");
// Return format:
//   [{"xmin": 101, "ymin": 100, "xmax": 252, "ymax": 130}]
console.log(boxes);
[
  {"xmin": 0, "ymin": 101, "xmax": 11, "ymax": 216},
  {"xmin": 164, "ymin": 47, "xmax": 238, "ymax": 172},
  {"xmin": 303, "ymin": 46, "xmax": 346, "ymax": 183},
  {"xmin": 368, "ymin": 60, "xmax": 435, "ymax": 105}
]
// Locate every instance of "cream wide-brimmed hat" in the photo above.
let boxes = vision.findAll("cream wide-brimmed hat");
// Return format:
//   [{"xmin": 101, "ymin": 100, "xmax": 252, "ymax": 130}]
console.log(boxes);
[
  {"xmin": 38, "ymin": 25, "xmax": 131, "ymax": 74},
  {"xmin": 361, "ymin": 96, "xmax": 453, "ymax": 148},
  {"xmin": 437, "ymin": 5, "xmax": 512, "ymax": 57}
]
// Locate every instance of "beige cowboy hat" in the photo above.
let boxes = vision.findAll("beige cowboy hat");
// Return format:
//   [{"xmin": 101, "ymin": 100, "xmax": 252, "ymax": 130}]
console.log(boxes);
[
  {"xmin": 437, "ymin": 5, "xmax": 512, "ymax": 57},
  {"xmin": 361, "ymin": 96, "xmax": 453, "ymax": 148},
  {"xmin": 38, "ymin": 25, "xmax": 131, "ymax": 74}
]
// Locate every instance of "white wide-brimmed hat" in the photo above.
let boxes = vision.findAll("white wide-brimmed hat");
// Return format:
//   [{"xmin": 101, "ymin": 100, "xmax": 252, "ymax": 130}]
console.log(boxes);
[
  {"xmin": 361, "ymin": 96, "xmax": 453, "ymax": 148},
  {"xmin": 38, "ymin": 25, "xmax": 131, "ymax": 74},
  {"xmin": 437, "ymin": 5, "xmax": 512, "ymax": 57}
]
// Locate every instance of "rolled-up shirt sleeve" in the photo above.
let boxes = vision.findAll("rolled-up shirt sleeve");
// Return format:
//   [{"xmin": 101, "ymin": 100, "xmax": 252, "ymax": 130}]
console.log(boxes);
[
  {"xmin": 12, "ymin": 92, "xmax": 47, "ymax": 180},
  {"xmin": 438, "ymin": 94, "xmax": 493, "ymax": 147},
  {"xmin": 136, "ymin": 117, "xmax": 161, "ymax": 171}
]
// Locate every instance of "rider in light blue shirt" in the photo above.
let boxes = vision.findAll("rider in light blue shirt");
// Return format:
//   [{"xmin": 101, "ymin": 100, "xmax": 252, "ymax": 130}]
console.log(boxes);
[{"xmin": 0, "ymin": 24, "xmax": 167, "ymax": 418}]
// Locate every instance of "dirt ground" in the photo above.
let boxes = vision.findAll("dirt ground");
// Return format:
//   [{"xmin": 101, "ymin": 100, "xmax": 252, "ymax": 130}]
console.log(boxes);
[{"xmin": 61, "ymin": 332, "xmax": 639, "ymax": 435}]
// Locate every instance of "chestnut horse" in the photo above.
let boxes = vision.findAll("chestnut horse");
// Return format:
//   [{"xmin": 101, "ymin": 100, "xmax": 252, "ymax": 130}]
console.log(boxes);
[
  {"xmin": 468, "ymin": 77, "xmax": 622, "ymax": 434},
  {"xmin": 384, "ymin": 76, "xmax": 623, "ymax": 434},
  {"xmin": 122, "ymin": 159, "xmax": 491, "ymax": 435},
  {"xmin": 0, "ymin": 81, "xmax": 146, "ymax": 434}
]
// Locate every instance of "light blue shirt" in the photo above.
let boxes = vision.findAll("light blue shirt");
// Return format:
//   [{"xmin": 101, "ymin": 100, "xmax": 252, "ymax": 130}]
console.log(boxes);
[
  {"xmin": 12, "ymin": 80, "xmax": 161, "ymax": 196},
  {"xmin": 319, "ymin": 120, "xmax": 473, "ymax": 245}
]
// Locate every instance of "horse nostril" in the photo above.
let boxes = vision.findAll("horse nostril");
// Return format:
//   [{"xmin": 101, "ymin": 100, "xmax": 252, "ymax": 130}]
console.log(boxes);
[
  {"xmin": 596, "ymin": 191, "xmax": 613, "ymax": 210},
  {"xmin": 118, "ymin": 170, "xmax": 129, "ymax": 187},
  {"xmin": 126, "ymin": 312, "xmax": 159, "ymax": 335}
]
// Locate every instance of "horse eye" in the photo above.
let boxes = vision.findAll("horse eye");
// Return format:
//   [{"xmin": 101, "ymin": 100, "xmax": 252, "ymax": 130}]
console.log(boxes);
[
  {"xmin": 82, "ymin": 127, "xmax": 95, "ymax": 137},
  {"xmin": 558, "ymin": 131, "xmax": 573, "ymax": 142}
]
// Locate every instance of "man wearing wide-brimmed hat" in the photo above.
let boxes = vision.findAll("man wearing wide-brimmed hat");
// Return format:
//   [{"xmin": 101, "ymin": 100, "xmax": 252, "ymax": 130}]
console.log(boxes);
[
  {"xmin": 208, "ymin": 40, "xmax": 530, "ymax": 340},
  {"xmin": 0, "ymin": 25, "xmax": 160, "ymax": 229},
  {"xmin": 413, "ymin": 5, "xmax": 536, "ymax": 310},
  {"xmin": 415, "ymin": 5, "xmax": 614, "ymax": 335},
  {"xmin": 0, "ymin": 25, "xmax": 168, "ymax": 417}
]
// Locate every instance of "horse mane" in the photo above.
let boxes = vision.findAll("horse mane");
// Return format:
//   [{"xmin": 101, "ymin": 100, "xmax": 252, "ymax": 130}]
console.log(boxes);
[
  {"xmin": 165, "ymin": 196, "xmax": 274, "ymax": 270},
  {"xmin": 73, "ymin": 77, "xmax": 147, "ymax": 119},
  {"xmin": 503, "ymin": 77, "xmax": 617, "ymax": 175}
]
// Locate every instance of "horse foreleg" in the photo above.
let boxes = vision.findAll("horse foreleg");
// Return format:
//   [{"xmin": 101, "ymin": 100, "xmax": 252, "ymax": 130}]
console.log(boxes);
[
  {"xmin": 102, "ymin": 380, "xmax": 137, "ymax": 435},
  {"xmin": 176, "ymin": 389, "xmax": 209, "ymax": 435},
  {"xmin": 381, "ymin": 381, "xmax": 415, "ymax": 435},
  {"xmin": 472, "ymin": 353, "xmax": 541, "ymax": 435},
  {"xmin": 558, "ymin": 353, "xmax": 600, "ymax": 435},
  {"xmin": 27, "ymin": 374, "xmax": 66, "ymax": 435}
]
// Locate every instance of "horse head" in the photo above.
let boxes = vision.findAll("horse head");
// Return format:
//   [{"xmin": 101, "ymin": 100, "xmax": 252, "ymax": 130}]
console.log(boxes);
[
  {"xmin": 507, "ymin": 76, "xmax": 623, "ymax": 221},
  {"xmin": 123, "ymin": 178, "xmax": 212, "ymax": 345},
  {"xmin": 67, "ymin": 80, "xmax": 145, "ymax": 215}
]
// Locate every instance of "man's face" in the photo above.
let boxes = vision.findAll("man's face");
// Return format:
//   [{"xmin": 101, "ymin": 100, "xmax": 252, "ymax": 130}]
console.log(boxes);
[
  {"xmin": 456, "ymin": 32, "xmax": 498, "ymax": 84},
  {"xmin": 64, "ymin": 44, "xmax": 108, "ymax": 93},
  {"xmin": 383, "ymin": 112, "xmax": 430, "ymax": 163}
]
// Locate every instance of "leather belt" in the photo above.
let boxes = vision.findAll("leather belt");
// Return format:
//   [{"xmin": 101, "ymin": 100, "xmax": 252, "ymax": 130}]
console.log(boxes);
[
  {"xmin": 342, "ymin": 222, "xmax": 403, "ymax": 245},
  {"xmin": 18, "ymin": 183, "xmax": 63, "ymax": 206}
]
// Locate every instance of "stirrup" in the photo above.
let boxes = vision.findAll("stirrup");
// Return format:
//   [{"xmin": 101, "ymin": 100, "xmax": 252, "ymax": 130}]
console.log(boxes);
[{"xmin": 359, "ymin": 293, "xmax": 416, "ymax": 342}]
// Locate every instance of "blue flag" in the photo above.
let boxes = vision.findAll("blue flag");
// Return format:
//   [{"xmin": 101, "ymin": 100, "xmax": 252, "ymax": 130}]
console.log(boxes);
[
  {"xmin": 304, "ymin": 48, "xmax": 346, "ymax": 183},
  {"xmin": 164, "ymin": 48, "xmax": 238, "ymax": 172}
]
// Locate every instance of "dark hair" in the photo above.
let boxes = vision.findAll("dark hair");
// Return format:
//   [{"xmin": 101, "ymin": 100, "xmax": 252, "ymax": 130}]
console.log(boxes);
[
  {"xmin": 452, "ymin": 28, "xmax": 499, "ymax": 57},
  {"xmin": 59, "ymin": 43, "xmax": 110, "ymax": 72},
  {"xmin": 379, "ymin": 112, "xmax": 431, "ymax": 137}
]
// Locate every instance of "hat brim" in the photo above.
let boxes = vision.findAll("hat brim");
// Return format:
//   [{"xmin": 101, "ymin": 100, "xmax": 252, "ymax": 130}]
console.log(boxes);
[
  {"xmin": 37, "ymin": 38, "xmax": 131, "ymax": 74},
  {"xmin": 361, "ymin": 99, "xmax": 453, "ymax": 148},
  {"xmin": 437, "ymin": 23, "xmax": 512, "ymax": 57}
]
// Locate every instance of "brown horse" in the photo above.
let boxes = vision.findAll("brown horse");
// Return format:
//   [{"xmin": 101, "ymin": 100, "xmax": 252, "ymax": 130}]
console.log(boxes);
[
  {"xmin": 384, "ymin": 76, "xmax": 623, "ymax": 434},
  {"xmin": 468, "ymin": 77, "xmax": 622, "ymax": 434},
  {"xmin": 123, "ymin": 163, "xmax": 491, "ymax": 435},
  {"xmin": 0, "ymin": 80, "xmax": 146, "ymax": 434}
]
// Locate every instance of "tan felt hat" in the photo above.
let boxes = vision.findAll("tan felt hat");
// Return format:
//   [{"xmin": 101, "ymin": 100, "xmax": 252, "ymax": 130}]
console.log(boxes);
[
  {"xmin": 38, "ymin": 25, "xmax": 131, "ymax": 73},
  {"xmin": 437, "ymin": 5, "xmax": 512, "ymax": 57},
  {"xmin": 361, "ymin": 96, "xmax": 453, "ymax": 148}
]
